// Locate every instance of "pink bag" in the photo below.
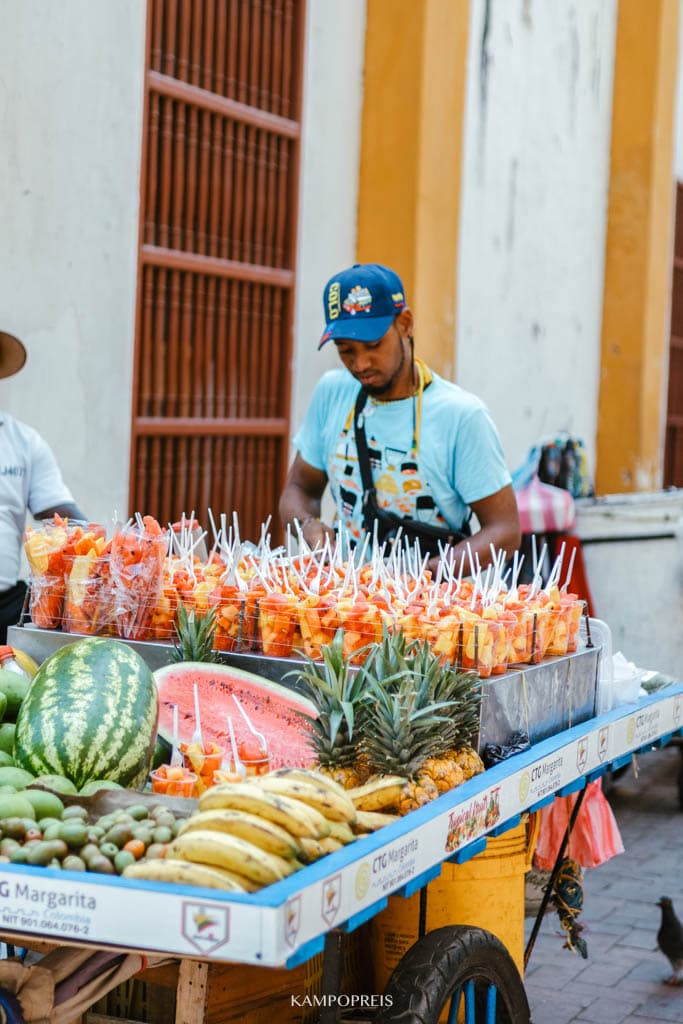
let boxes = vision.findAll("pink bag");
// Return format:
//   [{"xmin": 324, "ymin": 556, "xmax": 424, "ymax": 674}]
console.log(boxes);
[
  {"xmin": 533, "ymin": 780, "xmax": 624, "ymax": 870},
  {"xmin": 516, "ymin": 474, "xmax": 576, "ymax": 534}
]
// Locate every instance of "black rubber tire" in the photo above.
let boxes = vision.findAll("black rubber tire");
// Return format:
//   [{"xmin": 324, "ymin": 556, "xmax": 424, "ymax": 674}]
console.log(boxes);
[
  {"xmin": 0, "ymin": 989, "xmax": 25, "ymax": 1024},
  {"xmin": 375, "ymin": 925, "xmax": 530, "ymax": 1024}
]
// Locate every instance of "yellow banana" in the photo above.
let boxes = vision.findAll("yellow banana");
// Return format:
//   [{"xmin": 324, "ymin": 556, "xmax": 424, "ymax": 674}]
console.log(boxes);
[
  {"xmin": 255, "ymin": 776, "xmax": 356, "ymax": 825},
  {"xmin": 347, "ymin": 776, "xmax": 407, "ymax": 812},
  {"xmin": 122, "ymin": 858, "xmax": 249, "ymax": 892},
  {"xmin": 318, "ymin": 837, "xmax": 343, "ymax": 854},
  {"xmin": 199, "ymin": 782, "xmax": 330, "ymax": 839},
  {"xmin": 269, "ymin": 766, "xmax": 349, "ymax": 798},
  {"xmin": 354, "ymin": 810, "xmax": 401, "ymax": 832},
  {"xmin": 167, "ymin": 829, "xmax": 298, "ymax": 887},
  {"xmin": 177, "ymin": 809, "xmax": 302, "ymax": 860},
  {"xmin": 299, "ymin": 837, "xmax": 328, "ymax": 862},
  {"xmin": 327, "ymin": 821, "xmax": 356, "ymax": 845}
]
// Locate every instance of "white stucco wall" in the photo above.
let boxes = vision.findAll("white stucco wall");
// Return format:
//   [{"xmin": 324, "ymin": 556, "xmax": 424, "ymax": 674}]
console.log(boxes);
[
  {"xmin": 290, "ymin": 0, "xmax": 367, "ymax": 445},
  {"xmin": 0, "ymin": 0, "xmax": 145, "ymax": 526},
  {"xmin": 456, "ymin": 0, "xmax": 618, "ymax": 476}
]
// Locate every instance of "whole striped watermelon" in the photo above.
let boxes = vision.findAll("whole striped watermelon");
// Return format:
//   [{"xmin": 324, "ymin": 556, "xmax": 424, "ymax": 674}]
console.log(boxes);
[{"xmin": 14, "ymin": 638, "xmax": 158, "ymax": 789}]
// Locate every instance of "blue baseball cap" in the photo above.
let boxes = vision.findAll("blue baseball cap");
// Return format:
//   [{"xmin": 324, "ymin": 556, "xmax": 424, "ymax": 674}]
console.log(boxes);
[{"xmin": 318, "ymin": 263, "xmax": 407, "ymax": 348}]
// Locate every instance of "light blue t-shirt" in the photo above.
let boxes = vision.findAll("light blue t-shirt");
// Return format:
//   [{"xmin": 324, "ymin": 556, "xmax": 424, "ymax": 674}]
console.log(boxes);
[{"xmin": 293, "ymin": 367, "xmax": 511, "ymax": 542}]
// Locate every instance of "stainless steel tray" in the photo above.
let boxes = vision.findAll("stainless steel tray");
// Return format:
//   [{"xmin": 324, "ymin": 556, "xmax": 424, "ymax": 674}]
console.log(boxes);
[{"xmin": 9, "ymin": 625, "xmax": 600, "ymax": 754}]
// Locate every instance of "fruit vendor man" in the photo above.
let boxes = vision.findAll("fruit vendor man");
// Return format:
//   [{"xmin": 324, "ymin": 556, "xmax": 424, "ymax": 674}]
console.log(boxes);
[
  {"xmin": 0, "ymin": 332, "xmax": 85, "ymax": 641},
  {"xmin": 279, "ymin": 263, "xmax": 521, "ymax": 572}
]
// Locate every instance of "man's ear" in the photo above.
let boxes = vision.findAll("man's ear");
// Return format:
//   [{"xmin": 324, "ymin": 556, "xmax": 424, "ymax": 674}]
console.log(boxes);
[{"xmin": 396, "ymin": 307, "xmax": 414, "ymax": 339}]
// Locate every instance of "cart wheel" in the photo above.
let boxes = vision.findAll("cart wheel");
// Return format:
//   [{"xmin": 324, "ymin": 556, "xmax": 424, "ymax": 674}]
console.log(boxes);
[
  {"xmin": 375, "ymin": 925, "xmax": 530, "ymax": 1024},
  {"xmin": 0, "ymin": 989, "xmax": 25, "ymax": 1024}
]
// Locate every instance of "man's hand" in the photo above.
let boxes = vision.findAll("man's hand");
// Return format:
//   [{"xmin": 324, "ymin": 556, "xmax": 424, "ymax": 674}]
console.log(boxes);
[
  {"xmin": 280, "ymin": 454, "xmax": 334, "ymax": 550},
  {"xmin": 301, "ymin": 517, "xmax": 336, "ymax": 551},
  {"xmin": 35, "ymin": 501, "xmax": 87, "ymax": 522}
]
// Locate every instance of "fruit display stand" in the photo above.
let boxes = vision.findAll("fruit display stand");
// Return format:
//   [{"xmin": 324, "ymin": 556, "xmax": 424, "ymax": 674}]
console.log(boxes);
[{"xmin": 1, "ymin": 627, "xmax": 683, "ymax": 1023}]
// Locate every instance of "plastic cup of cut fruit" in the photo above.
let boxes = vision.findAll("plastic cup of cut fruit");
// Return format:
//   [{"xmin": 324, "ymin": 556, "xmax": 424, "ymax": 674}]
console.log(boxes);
[
  {"xmin": 180, "ymin": 741, "xmax": 225, "ymax": 777},
  {"xmin": 150, "ymin": 765, "xmax": 198, "ymax": 797},
  {"xmin": 180, "ymin": 741, "xmax": 225, "ymax": 794},
  {"xmin": 236, "ymin": 738, "xmax": 270, "ymax": 777}
]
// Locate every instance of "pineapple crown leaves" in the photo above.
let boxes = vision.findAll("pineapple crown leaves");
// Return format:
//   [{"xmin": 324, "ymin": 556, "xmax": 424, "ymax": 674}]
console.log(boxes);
[
  {"xmin": 171, "ymin": 602, "xmax": 219, "ymax": 663},
  {"xmin": 287, "ymin": 629, "xmax": 366, "ymax": 746},
  {"xmin": 403, "ymin": 636, "xmax": 482, "ymax": 725},
  {"xmin": 360, "ymin": 629, "xmax": 480, "ymax": 770},
  {"xmin": 362, "ymin": 623, "xmax": 412, "ymax": 688}
]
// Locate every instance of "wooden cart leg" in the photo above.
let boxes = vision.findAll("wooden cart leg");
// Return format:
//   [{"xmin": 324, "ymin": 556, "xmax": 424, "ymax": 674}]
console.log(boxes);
[{"xmin": 175, "ymin": 960, "xmax": 209, "ymax": 1024}]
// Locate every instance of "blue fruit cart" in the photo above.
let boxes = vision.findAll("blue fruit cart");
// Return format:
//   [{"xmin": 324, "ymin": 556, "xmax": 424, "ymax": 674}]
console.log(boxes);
[{"xmin": 0, "ymin": 626, "xmax": 680, "ymax": 1023}]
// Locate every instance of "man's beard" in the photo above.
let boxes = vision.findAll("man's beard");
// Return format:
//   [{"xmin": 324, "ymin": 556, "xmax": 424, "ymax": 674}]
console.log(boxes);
[{"xmin": 359, "ymin": 340, "xmax": 406, "ymax": 396}]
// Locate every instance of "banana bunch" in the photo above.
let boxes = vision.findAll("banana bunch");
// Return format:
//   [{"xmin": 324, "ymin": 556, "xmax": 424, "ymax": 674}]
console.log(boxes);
[
  {"xmin": 125, "ymin": 768, "xmax": 362, "ymax": 892},
  {"xmin": 123, "ymin": 769, "xmax": 407, "ymax": 893}
]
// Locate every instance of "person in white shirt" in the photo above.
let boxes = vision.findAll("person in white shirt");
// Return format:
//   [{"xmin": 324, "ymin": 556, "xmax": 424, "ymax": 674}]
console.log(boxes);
[{"xmin": 0, "ymin": 332, "xmax": 85, "ymax": 641}]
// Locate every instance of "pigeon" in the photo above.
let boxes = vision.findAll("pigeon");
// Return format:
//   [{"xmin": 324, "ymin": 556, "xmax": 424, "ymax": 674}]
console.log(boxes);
[{"xmin": 656, "ymin": 896, "xmax": 683, "ymax": 985}]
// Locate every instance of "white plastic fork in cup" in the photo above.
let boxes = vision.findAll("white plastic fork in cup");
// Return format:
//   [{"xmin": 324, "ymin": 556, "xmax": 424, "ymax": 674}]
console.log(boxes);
[
  {"xmin": 191, "ymin": 683, "xmax": 204, "ymax": 751},
  {"xmin": 232, "ymin": 693, "xmax": 268, "ymax": 755},
  {"xmin": 226, "ymin": 715, "xmax": 247, "ymax": 778},
  {"xmin": 170, "ymin": 704, "xmax": 183, "ymax": 768}
]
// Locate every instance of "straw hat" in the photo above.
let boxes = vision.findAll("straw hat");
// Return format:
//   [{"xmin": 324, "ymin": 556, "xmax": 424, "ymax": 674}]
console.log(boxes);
[{"xmin": 0, "ymin": 332, "xmax": 27, "ymax": 379}]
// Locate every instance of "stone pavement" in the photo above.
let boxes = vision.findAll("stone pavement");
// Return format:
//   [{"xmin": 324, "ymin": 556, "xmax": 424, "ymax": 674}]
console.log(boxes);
[{"xmin": 524, "ymin": 744, "xmax": 683, "ymax": 1024}]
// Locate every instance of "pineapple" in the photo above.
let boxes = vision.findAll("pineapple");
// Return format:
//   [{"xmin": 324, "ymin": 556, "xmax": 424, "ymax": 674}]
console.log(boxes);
[
  {"xmin": 450, "ymin": 746, "xmax": 485, "ymax": 781},
  {"xmin": 361, "ymin": 630, "xmax": 481, "ymax": 812},
  {"xmin": 408, "ymin": 638, "xmax": 484, "ymax": 782},
  {"xmin": 171, "ymin": 603, "xmax": 219, "ymax": 663},
  {"xmin": 296, "ymin": 630, "xmax": 369, "ymax": 789}
]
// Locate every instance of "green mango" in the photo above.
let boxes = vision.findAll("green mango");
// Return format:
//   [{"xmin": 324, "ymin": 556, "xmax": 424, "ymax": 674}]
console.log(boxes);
[
  {"xmin": 31, "ymin": 775, "xmax": 78, "ymax": 796},
  {"xmin": 79, "ymin": 780, "xmax": 124, "ymax": 797},
  {"xmin": 0, "ymin": 794, "xmax": 36, "ymax": 819},
  {"xmin": 22, "ymin": 790, "xmax": 65, "ymax": 821},
  {"xmin": 0, "ymin": 668, "xmax": 30, "ymax": 720},
  {"xmin": 0, "ymin": 767, "xmax": 35, "ymax": 790},
  {"xmin": 0, "ymin": 723, "xmax": 15, "ymax": 756}
]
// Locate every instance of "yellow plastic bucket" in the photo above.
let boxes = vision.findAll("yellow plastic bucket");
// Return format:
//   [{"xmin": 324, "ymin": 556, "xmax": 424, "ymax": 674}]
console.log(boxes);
[{"xmin": 370, "ymin": 818, "xmax": 537, "ymax": 1011}]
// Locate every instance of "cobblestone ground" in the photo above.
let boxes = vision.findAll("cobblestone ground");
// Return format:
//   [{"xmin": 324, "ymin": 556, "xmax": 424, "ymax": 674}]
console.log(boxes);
[{"xmin": 524, "ymin": 744, "xmax": 683, "ymax": 1024}]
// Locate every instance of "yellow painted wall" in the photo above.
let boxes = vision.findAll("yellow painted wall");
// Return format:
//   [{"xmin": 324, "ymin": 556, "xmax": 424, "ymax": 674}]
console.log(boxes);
[
  {"xmin": 596, "ymin": 0, "xmax": 678, "ymax": 493},
  {"xmin": 357, "ymin": 0, "xmax": 470, "ymax": 379}
]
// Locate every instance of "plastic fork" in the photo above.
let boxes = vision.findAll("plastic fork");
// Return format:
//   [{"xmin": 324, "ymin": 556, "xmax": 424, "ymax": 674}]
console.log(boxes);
[
  {"xmin": 170, "ymin": 704, "xmax": 183, "ymax": 768},
  {"xmin": 232, "ymin": 693, "xmax": 269, "ymax": 755},
  {"xmin": 226, "ymin": 715, "xmax": 247, "ymax": 778},
  {"xmin": 191, "ymin": 683, "xmax": 204, "ymax": 752}
]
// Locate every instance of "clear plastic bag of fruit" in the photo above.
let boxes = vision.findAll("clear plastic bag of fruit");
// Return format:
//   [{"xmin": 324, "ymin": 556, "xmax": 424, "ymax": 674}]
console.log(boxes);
[
  {"xmin": 25, "ymin": 516, "xmax": 106, "ymax": 630},
  {"xmin": 64, "ymin": 550, "xmax": 113, "ymax": 635},
  {"xmin": 109, "ymin": 516, "xmax": 167, "ymax": 640}
]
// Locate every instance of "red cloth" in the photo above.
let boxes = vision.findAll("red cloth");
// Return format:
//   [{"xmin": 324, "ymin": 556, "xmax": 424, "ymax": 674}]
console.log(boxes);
[{"xmin": 533, "ymin": 780, "xmax": 624, "ymax": 870}]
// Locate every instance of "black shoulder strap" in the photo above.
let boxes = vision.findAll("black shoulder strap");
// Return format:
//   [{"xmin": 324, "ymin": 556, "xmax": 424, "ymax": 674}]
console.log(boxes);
[{"xmin": 353, "ymin": 388, "xmax": 375, "ymax": 522}]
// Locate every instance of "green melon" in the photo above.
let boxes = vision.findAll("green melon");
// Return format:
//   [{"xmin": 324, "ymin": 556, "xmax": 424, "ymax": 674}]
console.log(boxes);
[{"xmin": 14, "ymin": 638, "xmax": 158, "ymax": 790}]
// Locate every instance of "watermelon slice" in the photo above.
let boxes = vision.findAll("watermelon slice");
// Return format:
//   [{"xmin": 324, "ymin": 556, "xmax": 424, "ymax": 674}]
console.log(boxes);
[{"xmin": 153, "ymin": 663, "xmax": 317, "ymax": 770}]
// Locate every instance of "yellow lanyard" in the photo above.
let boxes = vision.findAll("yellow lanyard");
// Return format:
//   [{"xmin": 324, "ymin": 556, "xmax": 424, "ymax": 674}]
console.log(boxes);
[{"xmin": 343, "ymin": 358, "xmax": 432, "ymax": 456}]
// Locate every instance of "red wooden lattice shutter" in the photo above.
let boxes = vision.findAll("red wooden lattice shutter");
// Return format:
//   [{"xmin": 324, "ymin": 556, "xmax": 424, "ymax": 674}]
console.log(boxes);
[
  {"xmin": 665, "ymin": 182, "xmax": 683, "ymax": 486},
  {"xmin": 130, "ymin": 0, "xmax": 305, "ymax": 538}
]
